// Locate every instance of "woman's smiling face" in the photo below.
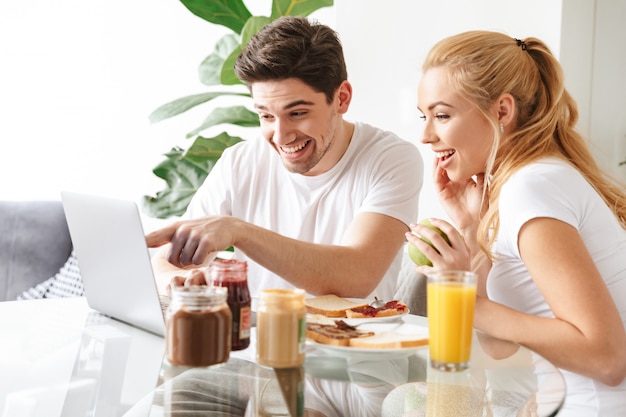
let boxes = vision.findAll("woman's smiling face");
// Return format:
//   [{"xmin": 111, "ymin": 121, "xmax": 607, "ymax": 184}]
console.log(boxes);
[{"xmin": 417, "ymin": 67, "xmax": 494, "ymax": 182}]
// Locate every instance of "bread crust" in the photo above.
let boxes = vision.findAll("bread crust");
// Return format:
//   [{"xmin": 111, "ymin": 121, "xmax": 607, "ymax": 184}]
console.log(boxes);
[
  {"xmin": 348, "ymin": 332, "xmax": 429, "ymax": 349},
  {"xmin": 304, "ymin": 294, "xmax": 369, "ymax": 318}
]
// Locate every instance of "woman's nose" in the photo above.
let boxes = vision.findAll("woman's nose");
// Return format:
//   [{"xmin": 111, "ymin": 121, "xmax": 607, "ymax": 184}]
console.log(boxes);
[{"xmin": 420, "ymin": 122, "xmax": 437, "ymax": 145}]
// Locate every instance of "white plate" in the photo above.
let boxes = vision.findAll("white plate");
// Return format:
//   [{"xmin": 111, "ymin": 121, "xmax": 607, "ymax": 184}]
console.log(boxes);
[{"xmin": 306, "ymin": 322, "xmax": 429, "ymax": 360}]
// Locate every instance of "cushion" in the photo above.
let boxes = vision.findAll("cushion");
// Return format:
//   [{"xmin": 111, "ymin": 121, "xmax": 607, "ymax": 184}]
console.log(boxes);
[
  {"xmin": 393, "ymin": 245, "xmax": 427, "ymax": 316},
  {"xmin": 0, "ymin": 201, "xmax": 73, "ymax": 301}
]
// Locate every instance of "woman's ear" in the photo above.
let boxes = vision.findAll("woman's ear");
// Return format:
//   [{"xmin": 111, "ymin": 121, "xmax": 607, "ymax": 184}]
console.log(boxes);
[{"xmin": 496, "ymin": 93, "xmax": 516, "ymax": 127}]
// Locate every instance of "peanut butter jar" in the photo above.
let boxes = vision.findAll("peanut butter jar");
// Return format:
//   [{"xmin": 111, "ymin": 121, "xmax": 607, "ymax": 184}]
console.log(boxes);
[
  {"xmin": 256, "ymin": 288, "xmax": 306, "ymax": 368},
  {"xmin": 165, "ymin": 285, "xmax": 232, "ymax": 367}
]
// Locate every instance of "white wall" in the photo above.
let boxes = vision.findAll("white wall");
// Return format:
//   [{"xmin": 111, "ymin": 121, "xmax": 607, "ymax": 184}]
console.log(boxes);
[
  {"xmin": 1, "ymin": 1, "xmax": 623, "ymax": 230},
  {"xmin": 0, "ymin": 0, "xmax": 219, "ymax": 204}
]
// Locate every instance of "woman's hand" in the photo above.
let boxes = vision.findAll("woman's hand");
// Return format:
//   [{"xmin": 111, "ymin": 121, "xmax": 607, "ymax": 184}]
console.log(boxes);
[
  {"xmin": 432, "ymin": 158, "xmax": 486, "ymax": 231},
  {"xmin": 406, "ymin": 218, "xmax": 472, "ymax": 274}
]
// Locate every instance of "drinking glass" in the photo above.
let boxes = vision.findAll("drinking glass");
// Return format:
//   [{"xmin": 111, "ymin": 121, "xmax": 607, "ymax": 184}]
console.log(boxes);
[{"xmin": 427, "ymin": 270, "xmax": 477, "ymax": 371}]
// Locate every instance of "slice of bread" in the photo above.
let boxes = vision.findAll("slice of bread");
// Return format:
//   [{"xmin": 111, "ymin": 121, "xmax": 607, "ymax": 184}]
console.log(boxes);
[
  {"xmin": 345, "ymin": 300, "xmax": 409, "ymax": 319},
  {"xmin": 348, "ymin": 331, "xmax": 429, "ymax": 349},
  {"xmin": 306, "ymin": 322, "xmax": 375, "ymax": 346},
  {"xmin": 304, "ymin": 294, "xmax": 369, "ymax": 318}
]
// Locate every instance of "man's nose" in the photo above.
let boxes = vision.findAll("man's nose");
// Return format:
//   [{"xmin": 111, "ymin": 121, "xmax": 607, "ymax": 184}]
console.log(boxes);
[{"xmin": 271, "ymin": 118, "xmax": 296, "ymax": 145}]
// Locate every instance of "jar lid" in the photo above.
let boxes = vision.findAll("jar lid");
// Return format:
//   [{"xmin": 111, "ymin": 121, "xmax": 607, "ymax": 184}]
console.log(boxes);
[
  {"xmin": 259, "ymin": 288, "xmax": 305, "ymax": 301},
  {"xmin": 210, "ymin": 259, "xmax": 247, "ymax": 271},
  {"xmin": 171, "ymin": 285, "xmax": 227, "ymax": 305}
]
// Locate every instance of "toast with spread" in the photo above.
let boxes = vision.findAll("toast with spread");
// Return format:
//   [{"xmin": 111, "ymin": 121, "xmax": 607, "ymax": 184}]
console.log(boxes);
[
  {"xmin": 304, "ymin": 294, "xmax": 409, "ymax": 318},
  {"xmin": 306, "ymin": 319, "xmax": 428, "ymax": 349},
  {"xmin": 306, "ymin": 320, "xmax": 375, "ymax": 346},
  {"xmin": 345, "ymin": 300, "xmax": 409, "ymax": 318}
]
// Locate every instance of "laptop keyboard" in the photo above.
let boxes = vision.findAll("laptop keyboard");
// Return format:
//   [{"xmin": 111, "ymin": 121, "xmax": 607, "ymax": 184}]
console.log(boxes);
[{"xmin": 159, "ymin": 296, "xmax": 171, "ymax": 316}]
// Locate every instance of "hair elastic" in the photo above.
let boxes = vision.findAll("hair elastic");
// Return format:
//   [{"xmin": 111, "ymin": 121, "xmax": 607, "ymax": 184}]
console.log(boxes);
[{"xmin": 515, "ymin": 38, "xmax": 527, "ymax": 51}]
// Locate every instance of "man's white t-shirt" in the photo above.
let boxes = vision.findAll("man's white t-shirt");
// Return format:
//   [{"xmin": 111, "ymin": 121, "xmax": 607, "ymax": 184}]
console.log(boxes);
[
  {"xmin": 488, "ymin": 158, "xmax": 626, "ymax": 416},
  {"xmin": 185, "ymin": 121, "xmax": 423, "ymax": 300}
]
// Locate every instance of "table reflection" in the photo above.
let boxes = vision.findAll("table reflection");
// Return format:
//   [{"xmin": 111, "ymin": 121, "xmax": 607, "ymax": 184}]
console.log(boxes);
[
  {"xmin": 383, "ymin": 331, "xmax": 565, "ymax": 417},
  {"xmin": 125, "ymin": 323, "xmax": 564, "ymax": 417},
  {"xmin": 145, "ymin": 353, "xmax": 428, "ymax": 417}
]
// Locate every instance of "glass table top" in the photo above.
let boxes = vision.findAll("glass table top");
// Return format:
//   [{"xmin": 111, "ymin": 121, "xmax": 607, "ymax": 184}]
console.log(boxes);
[{"xmin": 0, "ymin": 298, "xmax": 565, "ymax": 417}]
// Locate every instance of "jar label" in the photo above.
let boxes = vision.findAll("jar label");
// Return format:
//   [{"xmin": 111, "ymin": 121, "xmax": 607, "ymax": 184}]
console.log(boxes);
[
  {"xmin": 298, "ymin": 317, "xmax": 306, "ymax": 354},
  {"xmin": 239, "ymin": 306, "xmax": 252, "ymax": 339}
]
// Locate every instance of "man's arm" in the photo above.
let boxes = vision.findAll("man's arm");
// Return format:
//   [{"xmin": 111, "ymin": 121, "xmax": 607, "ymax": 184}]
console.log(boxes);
[{"xmin": 147, "ymin": 211, "xmax": 409, "ymax": 298}]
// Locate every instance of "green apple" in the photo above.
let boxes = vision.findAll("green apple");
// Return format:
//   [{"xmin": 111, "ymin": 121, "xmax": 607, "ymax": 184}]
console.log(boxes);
[{"xmin": 407, "ymin": 219, "xmax": 451, "ymax": 266}]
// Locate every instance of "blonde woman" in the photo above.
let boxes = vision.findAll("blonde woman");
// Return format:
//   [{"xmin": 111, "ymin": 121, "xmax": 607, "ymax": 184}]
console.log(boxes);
[{"xmin": 407, "ymin": 30, "xmax": 626, "ymax": 416}]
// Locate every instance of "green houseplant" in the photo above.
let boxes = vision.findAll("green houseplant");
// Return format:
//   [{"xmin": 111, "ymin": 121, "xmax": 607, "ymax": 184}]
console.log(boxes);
[{"xmin": 143, "ymin": 0, "xmax": 333, "ymax": 219}]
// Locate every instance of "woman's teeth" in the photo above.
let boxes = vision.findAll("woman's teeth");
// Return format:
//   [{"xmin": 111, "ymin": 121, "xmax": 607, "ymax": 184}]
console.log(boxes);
[
  {"xmin": 436, "ymin": 149, "xmax": 455, "ymax": 160},
  {"xmin": 282, "ymin": 141, "xmax": 309, "ymax": 154}
]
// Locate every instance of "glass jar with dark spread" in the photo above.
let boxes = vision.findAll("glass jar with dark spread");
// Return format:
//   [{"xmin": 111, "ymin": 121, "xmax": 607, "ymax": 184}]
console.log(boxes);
[
  {"xmin": 165, "ymin": 285, "xmax": 231, "ymax": 367},
  {"xmin": 208, "ymin": 259, "xmax": 251, "ymax": 351}
]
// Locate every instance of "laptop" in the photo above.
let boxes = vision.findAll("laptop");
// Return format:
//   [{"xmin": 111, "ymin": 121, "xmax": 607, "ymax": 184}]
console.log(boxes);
[{"xmin": 61, "ymin": 191, "xmax": 167, "ymax": 337}]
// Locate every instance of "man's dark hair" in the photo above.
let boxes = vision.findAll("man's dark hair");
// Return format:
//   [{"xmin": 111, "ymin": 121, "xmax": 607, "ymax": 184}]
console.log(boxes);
[{"xmin": 234, "ymin": 16, "xmax": 347, "ymax": 103}]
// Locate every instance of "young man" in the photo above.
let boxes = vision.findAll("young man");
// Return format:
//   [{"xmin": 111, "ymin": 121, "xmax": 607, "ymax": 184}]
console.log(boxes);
[{"xmin": 146, "ymin": 16, "xmax": 423, "ymax": 301}]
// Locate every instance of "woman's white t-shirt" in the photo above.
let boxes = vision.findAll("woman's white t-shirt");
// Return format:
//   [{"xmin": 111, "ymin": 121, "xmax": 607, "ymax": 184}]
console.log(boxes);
[{"xmin": 488, "ymin": 158, "xmax": 626, "ymax": 416}]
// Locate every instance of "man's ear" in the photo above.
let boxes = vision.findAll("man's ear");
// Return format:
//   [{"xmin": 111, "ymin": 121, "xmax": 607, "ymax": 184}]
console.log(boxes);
[
  {"xmin": 496, "ymin": 93, "xmax": 516, "ymax": 127},
  {"xmin": 336, "ymin": 80, "xmax": 352, "ymax": 114}
]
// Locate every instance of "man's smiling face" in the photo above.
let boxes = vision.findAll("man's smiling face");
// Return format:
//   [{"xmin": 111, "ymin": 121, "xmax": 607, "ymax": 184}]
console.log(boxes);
[{"xmin": 252, "ymin": 78, "xmax": 343, "ymax": 176}]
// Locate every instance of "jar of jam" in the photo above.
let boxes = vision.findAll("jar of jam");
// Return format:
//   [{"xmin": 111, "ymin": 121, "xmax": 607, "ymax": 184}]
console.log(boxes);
[
  {"xmin": 256, "ymin": 288, "xmax": 306, "ymax": 368},
  {"xmin": 165, "ymin": 285, "xmax": 232, "ymax": 367},
  {"xmin": 208, "ymin": 259, "xmax": 251, "ymax": 351}
]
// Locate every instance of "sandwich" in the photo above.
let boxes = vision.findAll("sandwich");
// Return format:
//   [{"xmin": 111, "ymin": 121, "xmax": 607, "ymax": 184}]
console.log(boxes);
[{"xmin": 306, "ymin": 320, "xmax": 429, "ymax": 349}]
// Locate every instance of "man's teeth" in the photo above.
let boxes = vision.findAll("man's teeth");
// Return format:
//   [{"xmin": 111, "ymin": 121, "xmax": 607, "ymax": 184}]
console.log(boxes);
[
  {"xmin": 435, "ymin": 150, "xmax": 455, "ymax": 158},
  {"xmin": 282, "ymin": 141, "xmax": 308, "ymax": 153}
]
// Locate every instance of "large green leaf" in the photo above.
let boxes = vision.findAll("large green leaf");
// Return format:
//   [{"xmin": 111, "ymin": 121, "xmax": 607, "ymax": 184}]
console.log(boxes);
[
  {"xmin": 240, "ymin": 16, "xmax": 272, "ymax": 46},
  {"xmin": 270, "ymin": 0, "xmax": 333, "ymax": 19},
  {"xmin": 215, "ymin": 16, "xmax": 272, "ymax": 86},
  {"xmin": 142, "ymin": 133, "xmax": 244, "ymax": 218},
  {"xmin": 199, "ymin": 34, "xmax": 242, "ymax": 86},
  {"xmin": 149, "ymin": 91, "xmax": 249, "ymax": 123},
  {"xmin": 186, "ymin": 105, "xmax": 259, "ymax": 138},
  {"xmin": 220, "ymin": 46, "xmax": 244, "ymax": 86},
  {"xmin": 179, "ymin": 0, "xmax": 252, "ymax": 33}
]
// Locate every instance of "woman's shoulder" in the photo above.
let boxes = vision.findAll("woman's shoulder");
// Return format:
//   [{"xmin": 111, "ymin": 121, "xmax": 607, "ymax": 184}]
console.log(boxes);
[
  {"xmin": 502, "ymin": 158, "xmax": 594, "ymax": 207},
  {"xmin": 508, "ymin": 158, "xmax": 586, "ymax": 188}
]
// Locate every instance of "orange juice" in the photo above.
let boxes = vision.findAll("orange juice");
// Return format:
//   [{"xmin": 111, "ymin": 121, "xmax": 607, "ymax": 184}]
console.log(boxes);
[{"xmin": 427, "ymin": 271, "xmax": 476, "ymax": 371}]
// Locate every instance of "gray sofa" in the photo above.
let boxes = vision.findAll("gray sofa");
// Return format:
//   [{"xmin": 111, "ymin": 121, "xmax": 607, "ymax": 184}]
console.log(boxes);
[{"xmin": 0, "ymin": 201, "xmax": 73, "ymax": 301}]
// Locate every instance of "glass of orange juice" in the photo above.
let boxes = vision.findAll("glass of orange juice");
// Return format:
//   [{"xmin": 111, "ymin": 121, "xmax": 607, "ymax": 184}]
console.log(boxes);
[{"xmin": 427, "ymin": 270, "xmax": 477, "ymax": 372}]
